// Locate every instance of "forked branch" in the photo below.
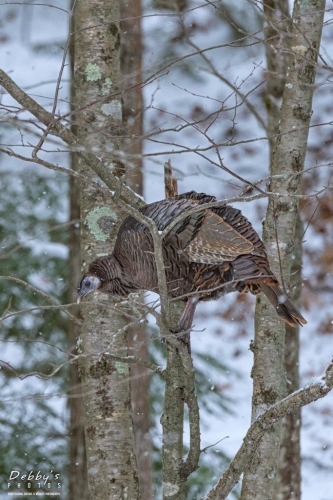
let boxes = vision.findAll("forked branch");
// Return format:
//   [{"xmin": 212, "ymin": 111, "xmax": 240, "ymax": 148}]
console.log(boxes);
[{"xmin": 205, "ymin": 360, "xmax": 333, "ymax": 500}]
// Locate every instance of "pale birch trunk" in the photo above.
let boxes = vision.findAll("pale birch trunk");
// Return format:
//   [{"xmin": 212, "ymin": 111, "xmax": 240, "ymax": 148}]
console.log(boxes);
[
  {"xmin": 263, "ymin": 2, "xmax": 303, "ymax": 498},
  {"xmin": 241, "ymin": 1, "xmax": 325, "ymax": 499},
  {"xmin": 73, "ymin": 1, "xmax": 140, "ymax": 498},
  {"xmin": 275, "ymin": 216, "xmax": 303, "ymax": 500}
]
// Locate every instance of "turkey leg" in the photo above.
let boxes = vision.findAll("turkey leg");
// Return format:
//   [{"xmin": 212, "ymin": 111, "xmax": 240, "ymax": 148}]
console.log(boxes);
[{"xmin": 174, "ymin": 297, "xmax": 199, "ymax": 332}]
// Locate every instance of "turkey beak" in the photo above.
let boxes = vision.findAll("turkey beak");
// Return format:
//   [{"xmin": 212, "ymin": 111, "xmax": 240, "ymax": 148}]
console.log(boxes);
[{"xmin": 77, "ymin": 284, "xmax": 85, "ymax": 304}]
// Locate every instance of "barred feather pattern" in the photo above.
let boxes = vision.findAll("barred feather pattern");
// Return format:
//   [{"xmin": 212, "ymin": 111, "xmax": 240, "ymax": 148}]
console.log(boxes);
[{"xmin": 78, "ymin": 191, "xmax": 307, "ymax": 329}]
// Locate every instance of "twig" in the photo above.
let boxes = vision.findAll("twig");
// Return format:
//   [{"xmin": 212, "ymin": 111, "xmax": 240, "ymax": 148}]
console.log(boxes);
[
  {"xmin": 0, "ymin": 348, "xmax": 164, "ymax": 381},
  {"xmin": 1, "ymin": 337, "xmax": 77, "ymax": 357},
  {"xmin": 0, "ymin": 276, "xmax": 81, "ymax": 326},
  {"xmin": 0, "ymin": 303, "xmax": 81, "ymax": 325},
  {"xmin": 0, "ymin": 69, "xmax": 145, "ymax": 211},
  {"xmin": 201, "ymin": 436, "xmax": 229, "ymax": 454},
  {"xmin": 32, "ymin": 0, "xmax": 75, "ymax": 158},
  {"xmin": 180, "ymin": 18, "xmax": 267, "ymax": 132}
]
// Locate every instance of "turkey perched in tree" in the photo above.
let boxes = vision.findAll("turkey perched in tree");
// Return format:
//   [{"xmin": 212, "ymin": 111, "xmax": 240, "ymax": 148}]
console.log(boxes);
[{"xmin": 77, "ymin": 191, "xmax": 306, "ymax": 331}]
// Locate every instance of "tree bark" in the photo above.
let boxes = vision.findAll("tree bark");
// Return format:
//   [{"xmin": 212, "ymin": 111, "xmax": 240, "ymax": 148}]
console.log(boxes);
[
  {"xmin": 120, "ymin": 3, "xmax": 152, "ymax": 499},
  {"xmin": 263, "ymin": 2, "xmax": 302, "ymax": 498},
  {"xmin": 67, "ymin": 8, "xmax": 89, "ymax": 497},
  {"xmin": 160, "ymin": 164, "xmax": 199, "ymax": 500},
  {"xmin": 241, "ymin": 1, "xmax": 325, "ymax": 499},
  {"xmin": 121, "ymin": 0, "xmax": 144, "ymax": 191},
  {"xmin": 67, "ymin": 171, "xmax": 89, "ymax": 500},
  {"xmin": 263, "ymin": 0, "xmax": 291, "ymax": 146},
  {"xmin": 162, "ymin": 342, "xmax": 186, "ymax": 500},
  {"xmin": 72, "ymin": 1, "xmax": 140, "ymax": 498},
  {"xmin": 274, "ymin": 215, "xmax": 303, "ymax": 500}
]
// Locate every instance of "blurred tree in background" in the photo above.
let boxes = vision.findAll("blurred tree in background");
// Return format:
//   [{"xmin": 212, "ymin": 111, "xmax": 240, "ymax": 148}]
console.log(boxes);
[{"xmin": 0, "ymin": 170, "xmax": 69, "ymax": 495}]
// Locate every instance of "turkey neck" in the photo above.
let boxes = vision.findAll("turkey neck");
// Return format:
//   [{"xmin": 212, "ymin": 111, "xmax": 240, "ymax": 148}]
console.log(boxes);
[
  {"xmin": 113, "ymin": 224, "xmax": 159, "ymax": 293},
  {"xmin": 90, "ymin": 254, "xmax": 141, "ymax": 296}
]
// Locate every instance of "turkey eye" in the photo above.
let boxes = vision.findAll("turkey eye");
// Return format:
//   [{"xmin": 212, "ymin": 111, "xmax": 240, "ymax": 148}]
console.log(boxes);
[{"xmin": 85, "ymin": 280, "xmax": 91, "ymax": 287}]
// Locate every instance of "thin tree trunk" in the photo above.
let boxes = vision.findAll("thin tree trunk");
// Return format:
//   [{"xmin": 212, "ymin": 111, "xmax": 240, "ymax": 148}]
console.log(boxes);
[
  {"xmin": 67, "ymin": 171, "xmax": 88, "ymax": 500},
  {"xmin": 263, "ymin": 2, "xmax": 302, "ymax": 498},
  {"xmin": 274, "ymin": 215, "xmax": 303, "ymax": 500},
  {"xmin": 241, "ymin": 1, "xmax": 325, "ymax": 499},
  {"xmin": 158, "ymin": 164, "xmax": 201, "ymax": 500},
  {"xmin": 263, "ymin": 0, "xmax": 291, "ymax": 146},
  {"xmin": 160, "ymin": 173, "xmax": 187, "ymax": 500},
  {"xmin": 120, "ymin": 3, "xmax": 152, "ymax": 498},
  {"xmin": 121, "ymin": 0, "xmax": 144, "ymax": 191},
  {"xmin": 72, "ymin": 1, "xmax": 140, "ymax": 498},
  {"xmin": 67, "ymin": 8, "xmax": 89, "ymax": 496},
  {"xmin": 162, "ymin": 310, "xmax": 186, "ymax": 500}
]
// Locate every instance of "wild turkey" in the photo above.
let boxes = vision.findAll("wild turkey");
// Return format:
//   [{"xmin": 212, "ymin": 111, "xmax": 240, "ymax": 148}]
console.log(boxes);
[{"xmin": 77, "ymin": 191, "xmax": 307, "ymax": 331}]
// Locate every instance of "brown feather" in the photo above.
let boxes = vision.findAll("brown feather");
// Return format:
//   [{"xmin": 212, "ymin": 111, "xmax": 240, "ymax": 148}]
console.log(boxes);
[{"xmin": 77, "ymin": 191, "xmax": 307, "ymax": 330}]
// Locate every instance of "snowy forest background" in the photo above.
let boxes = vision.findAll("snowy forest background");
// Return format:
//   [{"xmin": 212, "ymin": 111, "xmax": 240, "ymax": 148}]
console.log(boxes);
[{"xmin": 0, "ymin": 0, "xmax": 333, "ymax": 499}]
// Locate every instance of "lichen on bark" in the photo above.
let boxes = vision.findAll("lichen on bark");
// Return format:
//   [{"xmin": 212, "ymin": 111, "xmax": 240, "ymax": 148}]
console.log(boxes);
[
  {"xmin": 72, "ymin": 0, "xmax": 140, "ymax": 498},
  {"xmin": 241, "ymin": 1, "xmax": 326, "ymax": 499}
]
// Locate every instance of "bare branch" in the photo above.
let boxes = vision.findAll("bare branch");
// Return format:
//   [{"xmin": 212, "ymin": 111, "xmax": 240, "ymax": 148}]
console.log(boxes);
[
  {"xmin": 205, "ymin": 361, "xmax": 333, "ymax": 500},
  {"xmin": 0, "ymin": 276, "xmax": 81, "ymax": 326},
  {"xmin": 0, "ymin": 303, "xmax": 80, "ymax": 325},
  {"xmin": 179, "ymin": 18, "xmax": 267, "ymax": 131},
  {"xmin": 0, "ymin": 69, "xmax": 145, "ymax": 210}
]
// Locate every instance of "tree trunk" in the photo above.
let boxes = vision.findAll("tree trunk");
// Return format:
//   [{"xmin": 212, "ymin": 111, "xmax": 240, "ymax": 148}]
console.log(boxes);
[
  {"xmin": 274, "ymin": 215, "xmax": 303, "ymax": 500},
  {"xmin": 241, "ymin": 1, "xmax": 325, "ymax": 499},
  {"xmin": 121, "ymin": 0, "xmax": 144, "ymax": 191},
  {"xmin": 120, "ymin": 3, "xmax": 152, "ymax": 499},
  {"xmin": 67, "ymin": 7, "xmax": 89, "ymax": 497},
  {"xmin": 72, "ymin": 1, "xmax": 140, "ymax": 498},
  {"xmin": 67, "ymin": 171, "xmax": 89, "ymax": 500},
  {"xmin": 263, "ymin": 2, "xmax": 302, "ymax": 498},
  {"xmin": 162, "ymin": 344, "xmax": 186, "ymax": 500},
  {"xmin": 263, "ymin": 0, "xmax": 291, "ymax": 146}
]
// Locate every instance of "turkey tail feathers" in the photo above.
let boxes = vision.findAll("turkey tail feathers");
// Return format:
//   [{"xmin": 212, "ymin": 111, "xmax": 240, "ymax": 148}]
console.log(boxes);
[{"xmin": 260, "ymin": 284, "xmax": 307, "ymax": 328}]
